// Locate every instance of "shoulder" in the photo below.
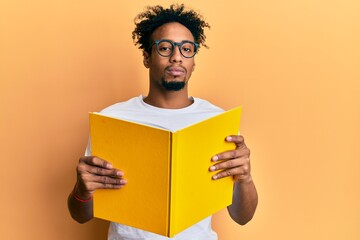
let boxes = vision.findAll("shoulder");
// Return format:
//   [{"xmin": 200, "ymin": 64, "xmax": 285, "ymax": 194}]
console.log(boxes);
[
  {"xmin": 192, "ymin": 97, "xmax": 224, "ymax": 112},
  {"xmin": 99, "ymin": 96, "xmax": 142, "ymax": 115}
]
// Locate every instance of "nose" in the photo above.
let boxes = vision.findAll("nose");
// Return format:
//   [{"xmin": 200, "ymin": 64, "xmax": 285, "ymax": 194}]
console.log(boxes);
[{"xmin": 169, "ymin": 46, "xmax": 183, "ymax": 63}]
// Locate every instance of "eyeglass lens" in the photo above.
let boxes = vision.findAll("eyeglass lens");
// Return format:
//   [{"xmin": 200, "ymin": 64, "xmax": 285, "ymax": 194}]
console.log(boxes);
[{"xmin": 156, "ymin": 40, "xmax": 197, "ymax": 58}]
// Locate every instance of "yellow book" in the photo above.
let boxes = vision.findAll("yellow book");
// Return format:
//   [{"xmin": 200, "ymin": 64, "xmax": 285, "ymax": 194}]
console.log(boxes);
[{"xmin": 89, "ymin": 107, "xmax": 242, "ymax": 237}]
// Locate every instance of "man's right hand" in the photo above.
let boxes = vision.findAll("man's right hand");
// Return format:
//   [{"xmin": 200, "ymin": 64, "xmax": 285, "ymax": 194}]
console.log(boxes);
[{"xmin": 74, "ymin": 156, "xmax": 127, "ymax": 199}]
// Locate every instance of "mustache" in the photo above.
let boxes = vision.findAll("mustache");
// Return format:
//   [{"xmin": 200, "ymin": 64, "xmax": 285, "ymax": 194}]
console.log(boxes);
[{"xmin": 165, "ymin": 65, "xmax": 187, "ymax": 73}]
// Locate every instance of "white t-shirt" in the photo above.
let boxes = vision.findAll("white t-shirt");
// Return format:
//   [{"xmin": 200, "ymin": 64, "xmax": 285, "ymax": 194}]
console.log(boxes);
[{"xmin": 87, "ymin": 95, "xmax": 224, "ymax": 240}]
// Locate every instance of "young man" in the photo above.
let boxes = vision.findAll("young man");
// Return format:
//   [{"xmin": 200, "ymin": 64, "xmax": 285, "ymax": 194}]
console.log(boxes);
[{"xmin": 68, "ymin": 4, "xmax": 258, "ymax": 239}]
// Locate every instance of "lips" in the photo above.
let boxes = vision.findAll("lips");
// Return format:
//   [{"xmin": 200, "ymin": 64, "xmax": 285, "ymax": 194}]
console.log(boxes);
[{"xmin": 165, "ymin": 66, "xmax": 186, "ymax": 77}]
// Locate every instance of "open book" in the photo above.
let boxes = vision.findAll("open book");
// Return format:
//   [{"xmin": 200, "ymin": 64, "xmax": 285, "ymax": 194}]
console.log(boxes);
[{"xmin": 89, "ymin": 106, "xmax": 242, "ymax": 237}]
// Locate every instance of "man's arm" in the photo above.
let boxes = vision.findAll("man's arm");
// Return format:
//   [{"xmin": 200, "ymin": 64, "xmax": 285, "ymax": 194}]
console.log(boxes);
[
  {"xmin": 227, "ymin": 176, "xmax": 258, "ymax": 225},
  {"xmin": 67, "ymin": 156, "xmax": 127, "ymax": 223},
  {"xmin": 210, "ymin": 135, "xmax": 258, "ymax": 225}
]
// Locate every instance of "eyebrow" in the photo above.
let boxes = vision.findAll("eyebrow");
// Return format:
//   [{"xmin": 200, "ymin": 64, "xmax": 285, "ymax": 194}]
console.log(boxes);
[{"xmin": 153, "ymin": 39, "xmax": 196, "ymax": 43}]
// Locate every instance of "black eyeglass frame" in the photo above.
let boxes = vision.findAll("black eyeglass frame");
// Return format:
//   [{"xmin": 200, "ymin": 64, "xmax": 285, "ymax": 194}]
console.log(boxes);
[{"xmin": 148, "ymin": 39, "xmax": 199, "ymax": 58}]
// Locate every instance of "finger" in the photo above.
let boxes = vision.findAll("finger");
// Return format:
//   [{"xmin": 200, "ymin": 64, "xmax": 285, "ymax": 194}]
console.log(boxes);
[
  {"xmin": 212, "ymin": 149, "xmax": 238, "ymax": 162},
  {"xmin": 78, "ymin": 156, "xmax": 123, "ymax": 177},
  {"xmin": 91, "ymin": 182, "xmax": 126, "ymax": 190},
  {"xmin": 212, "ymin": 166, "xmax": 249, "ymax": 180},
  {"xmin": 86, "ymin": 164, "xmax": 124, "ymax": 178},
  {"xmin": 226, "ymin": 135, "xmax": 246, "ymax": 148},
  {"xmin": 80, "ymin": 176, "xmax": 127, "ymax": 193},
  {"xmin": 77, "ymin": 163, "xmax": 123, "ymax": 179},
  {"xmin": 85, "ymin": 181, "xmax": 126, "ymax": 193},
  {"xmin": 79, "ymin": 156, "xmax": 114, "ymax": 169},
  {"xmin": 92, "ymin": 175, "xmax": 127, "ymax": 185},
  {"xmin": 212, "ymin": 135, "xmax": 249, "ymax": 162},
  {"xmin": 212, "ymin": 147, "xmax": 250, "ymax": 162},
  {"xmin": 210, "ymin": 156, "xmax": 250, "ymax": 172}
]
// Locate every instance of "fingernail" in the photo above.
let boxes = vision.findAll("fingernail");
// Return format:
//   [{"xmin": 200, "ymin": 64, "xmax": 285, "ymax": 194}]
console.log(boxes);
[
  {"xmin": 226, "ymin": 136, "xmax": 232, "ymax": 141},
  {"xmin": 107, "ymin": 163, "xmax": 113, "ymax": 169},
  {"xmin": 121, "ymin": 179, "xmax": 127, "ymax": 184},
  {"xmin": 212, "ymin": 175, "xmax": 218, "ymax": 180},
  {"xmin": 212, "ymin": 155, "xmax": 218, "ymax": 161},
  {"xmin": 209, "ymin": 166, "xmax": 216, "ymax": 171}
]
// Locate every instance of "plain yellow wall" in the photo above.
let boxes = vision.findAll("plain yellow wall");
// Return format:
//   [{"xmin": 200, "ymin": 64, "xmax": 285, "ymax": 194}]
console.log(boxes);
[{"xmin": 1, "ymin": 0, "xmax": 359, "ymax": 239}]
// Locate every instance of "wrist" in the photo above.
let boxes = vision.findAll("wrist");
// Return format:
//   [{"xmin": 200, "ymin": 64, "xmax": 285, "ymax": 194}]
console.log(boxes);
[
  {"xmin": 72, "ymin": 183, "xmax": 92, "ymax": 203},
  {"xmin": 234, "ymin": 175, "xmax": 253, "ymax": 184}
]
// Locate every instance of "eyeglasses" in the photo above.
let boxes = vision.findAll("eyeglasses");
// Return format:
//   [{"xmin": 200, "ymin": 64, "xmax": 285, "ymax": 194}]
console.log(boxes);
[{"xmin": 148, "ymin": 39, "xmax": 199, "ymax": 58}]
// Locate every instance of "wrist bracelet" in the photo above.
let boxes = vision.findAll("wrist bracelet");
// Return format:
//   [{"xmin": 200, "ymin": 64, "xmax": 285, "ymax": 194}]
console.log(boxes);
[{"xmin": 72, "ymin": 184, "xmax": 92, "ymax": 203}]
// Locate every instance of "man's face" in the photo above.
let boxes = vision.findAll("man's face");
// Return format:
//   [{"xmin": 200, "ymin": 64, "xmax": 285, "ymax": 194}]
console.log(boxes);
[{"xmin": 143, "ymin": 22, "xmax": 196, "ymax": 91}]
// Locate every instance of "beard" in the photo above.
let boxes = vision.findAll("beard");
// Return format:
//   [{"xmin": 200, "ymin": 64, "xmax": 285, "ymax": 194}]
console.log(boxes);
[{"xmin": 161, "ymin": 79, "xmax": 186, "ymax": 91}]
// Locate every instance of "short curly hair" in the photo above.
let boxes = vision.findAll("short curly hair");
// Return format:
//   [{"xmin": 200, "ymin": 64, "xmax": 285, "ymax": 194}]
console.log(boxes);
[{"xmin": 132, "ymin": 4, "xmax": 210, "ymax": 54}]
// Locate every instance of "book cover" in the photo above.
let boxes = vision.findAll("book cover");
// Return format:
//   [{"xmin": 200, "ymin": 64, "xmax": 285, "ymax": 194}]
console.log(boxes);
[{"xmin": 89, "ymin": 106, "xmax": 242, "ymax": 237}]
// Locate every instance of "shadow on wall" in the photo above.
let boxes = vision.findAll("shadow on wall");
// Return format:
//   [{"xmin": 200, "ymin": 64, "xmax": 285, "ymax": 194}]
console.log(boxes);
[{"xmin": 89, "ymin": 219, "xmax": 110, "ymax": 239}]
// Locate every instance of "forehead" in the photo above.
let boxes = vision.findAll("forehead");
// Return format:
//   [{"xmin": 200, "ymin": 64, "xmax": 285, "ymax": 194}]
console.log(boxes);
[{"xmin": 151, "ymin": 22, "xmax": 194, "ymax": 42}]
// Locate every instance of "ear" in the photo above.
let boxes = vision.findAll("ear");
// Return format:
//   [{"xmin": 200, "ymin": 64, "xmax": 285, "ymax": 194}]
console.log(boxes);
[{"xmin": 143, "ymin": 51, "xmax": 150, "ymax": 68}]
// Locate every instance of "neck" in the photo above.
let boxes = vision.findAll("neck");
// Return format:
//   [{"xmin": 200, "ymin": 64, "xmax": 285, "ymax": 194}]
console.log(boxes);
[{"xmin": 144, "ymin": 87, "xmax": 193, "ymax": 109}]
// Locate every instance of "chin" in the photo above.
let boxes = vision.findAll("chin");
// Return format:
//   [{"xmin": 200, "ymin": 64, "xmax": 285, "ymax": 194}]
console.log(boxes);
[{"xmin": 161, "ymin": 80, "xmax": 186, "ymax": 91}]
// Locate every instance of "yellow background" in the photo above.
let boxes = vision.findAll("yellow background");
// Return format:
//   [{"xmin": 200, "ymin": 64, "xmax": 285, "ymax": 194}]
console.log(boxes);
[{"xmin": 0, "ymin": 0, "xmax": 359, "ymax": 239}]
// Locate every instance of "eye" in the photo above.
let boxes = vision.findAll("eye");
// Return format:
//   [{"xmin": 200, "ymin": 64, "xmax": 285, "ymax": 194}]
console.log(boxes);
[
  {"xmin": 181, "ymin": 43, "xmax": 194, "ymax": 53},
  {"xmin": 159, "ymin": 46, "xmax": 171, "ymax": 51},
  {"xmin": 157, "ymin": 42, "xmax": 173, "ymax": 52}
]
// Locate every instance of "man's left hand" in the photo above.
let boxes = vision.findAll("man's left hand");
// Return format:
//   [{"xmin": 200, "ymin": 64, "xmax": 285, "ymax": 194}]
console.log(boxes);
[{"xmin": 209, "ymin": 135, "xmax": 251, "ymax": 183}]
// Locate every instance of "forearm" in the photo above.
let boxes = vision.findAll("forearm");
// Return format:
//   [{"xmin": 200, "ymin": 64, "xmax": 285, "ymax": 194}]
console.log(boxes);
[
  {"xmin": 67, "ymin": 189, "xmax": 94, "ymax": 223},
  {"xmin": 227, "ymin": 176, "xmax": 258, "ymax": 225}
]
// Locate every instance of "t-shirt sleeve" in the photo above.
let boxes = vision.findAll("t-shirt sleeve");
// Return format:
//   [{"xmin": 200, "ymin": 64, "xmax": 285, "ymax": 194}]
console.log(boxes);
[{"xmin": 84, "ymin": 137, "xmax": 92, "ymax": 156}]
